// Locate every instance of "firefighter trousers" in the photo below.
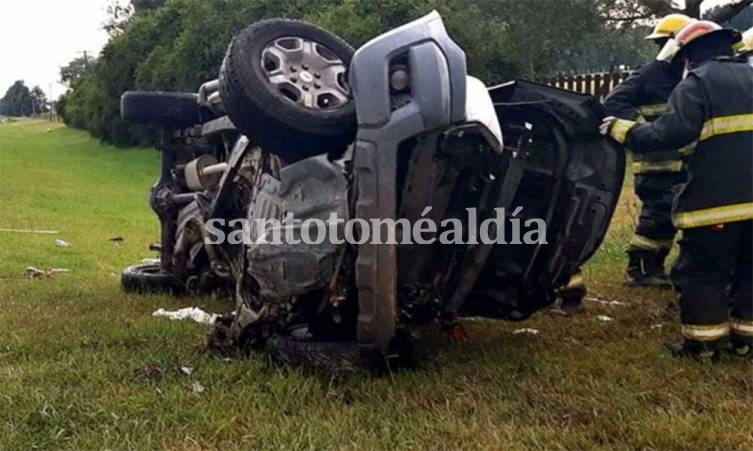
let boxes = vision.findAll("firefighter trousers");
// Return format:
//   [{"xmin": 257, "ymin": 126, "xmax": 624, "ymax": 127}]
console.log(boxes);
[
  {"xmin": 627, "ymin": 172, "xmax": 681, "ymax": 267},
  {"xmin": 670, "ymin": 220, "xmax": 753, "ymax": 349}
]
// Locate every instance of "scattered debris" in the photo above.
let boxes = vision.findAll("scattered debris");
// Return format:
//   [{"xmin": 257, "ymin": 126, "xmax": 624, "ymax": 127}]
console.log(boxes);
[
  {"xmin": 109, "ymin": 236, "xmax": 124, "ymax": 242},
  {"xmin": 0, "ymin": 228, "xmax": 58, "ymax": 235},
  {"xmin": 25, "ymin": 266, "xmax": 71, "ymax": 278},
  {"xmin": 134, "ymin": 363, "xmax": 166, "ymax": 381},
  {"xmin": 152, "ymin": 307, "xmax": 219, "ymax": 325},
  {"xmin": 461, "ymin": 316, "xmax": 492, "ymax": 322},
  {"xmin": 584, "ymin": 296, "xmax": 627, "ymax": 307},
  {"xmin": 179, "ymin": 366, "xmax": 194, "ymax": 377},
  {"xmin": 513, "ymin": 328, "xmax": 540, "ymax": 336},
  {"xmin": 191, "ymin": 381, "xmax": 206, "ymax": 394},
  {"xmin": 596, "ymin": 315, "xmax": 614, "ymax": 322},
  {"xmin": 650, "ymin": 323, "xmax": 665, "ymax": 330},
  {"xmin": 55, "ymin": 239, "xmax": 72, "ymax": 248}
]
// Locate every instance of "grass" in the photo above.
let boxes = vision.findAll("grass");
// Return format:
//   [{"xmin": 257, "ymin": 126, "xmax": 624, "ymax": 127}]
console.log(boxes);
[{"xmin": 0, "ymin": 119, "xmax": 751, "ymax": 450}]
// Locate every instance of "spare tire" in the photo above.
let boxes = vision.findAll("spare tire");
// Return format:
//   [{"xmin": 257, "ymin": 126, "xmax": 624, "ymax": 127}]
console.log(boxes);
[
  {"xmin": 219, "ymin": 19, "xmax": 357, "ymax": 162},
  {"xmin": 121, "ymin": 91, "xmax": 200, "ymax": 128},
  {"xmin": 121, "ymin": 263, "xmax": 182, "ymax": 295}
]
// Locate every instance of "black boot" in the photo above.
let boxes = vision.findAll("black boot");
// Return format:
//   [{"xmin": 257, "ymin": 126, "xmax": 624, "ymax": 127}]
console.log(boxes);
[
  {"xmin": 557, "ymin": 272, "xmax": 587, "ymax": 315},
  {"xmin": 664, "ymin": 340, "xmax": 721, "ymax": 361},
  {"xmin": 625, "ymin": 251, "xmax": 672, "ymax": 288},
  {"xmin": 728, "ymin": 335, "xmax": 753, "ymax": 360}
]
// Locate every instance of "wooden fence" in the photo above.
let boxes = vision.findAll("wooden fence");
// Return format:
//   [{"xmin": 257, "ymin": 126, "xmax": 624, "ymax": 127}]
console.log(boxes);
[{"xmin": 539, "ymin": 70, "xmax": 633, "ymax": 101}]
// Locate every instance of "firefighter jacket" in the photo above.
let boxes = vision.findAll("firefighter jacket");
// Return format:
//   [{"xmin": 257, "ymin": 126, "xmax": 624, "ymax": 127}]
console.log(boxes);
[
  {"xmin": 604, "ymin": 60, "xmax": 684, "ymax": 174},
  {"xmin": 624, "ymin": 57, "xmax": 753, "ymax": 229}
]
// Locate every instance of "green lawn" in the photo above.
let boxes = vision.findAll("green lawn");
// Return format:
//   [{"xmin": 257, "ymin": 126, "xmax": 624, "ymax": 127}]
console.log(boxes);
[{"xmin": 0, "ymin": 120, "xmax": 751, "ymax": 450}]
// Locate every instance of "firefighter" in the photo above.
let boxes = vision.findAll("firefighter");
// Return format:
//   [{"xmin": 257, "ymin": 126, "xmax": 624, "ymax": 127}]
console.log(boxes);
[
  {"xmin": 603, "ymin": 14, "xmax": 694, "ymax": 288},
  {"xmin": 737, "ymin": 26, "xmax": 753, "ymax": 64},
  {"xmin": 600, "ymin": 21, "xmax": 753, "ymax": 359},
  {"xmin": 557, "ymin": 270, "xmax": 587, "ymax": 315}
]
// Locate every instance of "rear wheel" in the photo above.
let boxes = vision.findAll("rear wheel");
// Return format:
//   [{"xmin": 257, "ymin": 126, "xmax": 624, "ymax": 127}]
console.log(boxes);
[
  {"xmin": 121, "ymin": 263, "xmax": 181, "ymax": 294},
  {"xmin": 219, "ymin": 19, "xmax": 357, "ymax": 162},
  {"xmin": 121, "ymin": 91, "xmax": 200, "ymax": 128}
]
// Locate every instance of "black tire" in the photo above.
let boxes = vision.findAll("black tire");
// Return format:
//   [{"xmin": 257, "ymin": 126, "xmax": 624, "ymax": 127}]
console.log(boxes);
[
  {"xmin": 121, "ymin": 91, "xmax": 200, "ymax": 128},
  {"xmin": 121, "ymin": 263, "xmax": 181, "ymax": 295},
  {"xmin": 219, "ymin": 19, "xmax": 357, "ymax": 162}
]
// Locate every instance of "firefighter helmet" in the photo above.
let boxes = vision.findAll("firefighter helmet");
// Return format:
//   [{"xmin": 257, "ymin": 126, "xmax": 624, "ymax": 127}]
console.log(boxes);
[
  {"xmin": 645, "ymin": 14, "xmax": 694, "ymax": 41},
  {"xmin": 675, "ymin": 20, "xmax": 740, "ymax": 49}
]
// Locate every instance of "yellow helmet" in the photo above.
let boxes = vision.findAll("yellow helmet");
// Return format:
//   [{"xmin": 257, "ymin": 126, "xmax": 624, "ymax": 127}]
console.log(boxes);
[
  {"xmin": 740, "ymin": 26, "xmax": 753, "ymax": 52},
  {"xmin": 645, "ymin": 14, "xmax": 694, "ymax": 41}
]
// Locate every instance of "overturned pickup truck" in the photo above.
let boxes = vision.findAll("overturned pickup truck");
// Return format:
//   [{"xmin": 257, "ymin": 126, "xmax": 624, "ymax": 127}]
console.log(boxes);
[{"xmin": 120, "ymin": 12, "xmax": 623, "ymax": 370}]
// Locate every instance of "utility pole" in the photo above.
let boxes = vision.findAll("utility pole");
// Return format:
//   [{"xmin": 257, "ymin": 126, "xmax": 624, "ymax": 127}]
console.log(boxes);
[
  {"xmin": 76, "ymin": 50, "xmax": 95, "ymax": 73},
  {"xmin": 48, "ymin": 82, "xmax": 54, "ymax": 122}
]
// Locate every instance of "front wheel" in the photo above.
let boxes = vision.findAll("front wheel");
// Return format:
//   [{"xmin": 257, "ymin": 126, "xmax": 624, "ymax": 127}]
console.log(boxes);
[{"xmin": 219, "ymin": 19, "xmax": 357, "ymax": 162}]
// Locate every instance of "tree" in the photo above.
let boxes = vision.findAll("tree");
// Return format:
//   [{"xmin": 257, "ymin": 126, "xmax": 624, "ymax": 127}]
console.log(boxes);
[
  {"xmin": 60, "ymin": 56, "xmax": 97, "ymax": 86},
  {"xmin": 132, "ymin": 0, "xmax": 166, "ymax": 11},
  {"xmin": 600, "ymin": 0, "xmax": 752, "ymax": 25},
  {"xmin": 0, "ymin": 81, "xmax": 34, "ymax": 117},
  {"xmin": 104, "ymin": 1, "xmax": 134, "ymax": 36},
  {"xmin": 702, "ymin": 0, "xmax": 753, "ymax": 23},
  {"xmin": 30, "ymin": 86, "xmax": 48, "ymax": 114}
]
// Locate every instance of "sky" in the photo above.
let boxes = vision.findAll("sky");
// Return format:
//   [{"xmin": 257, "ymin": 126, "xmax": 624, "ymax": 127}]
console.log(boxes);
[{"xmin": 0, "ymin": 0, "xmax": 114, "ymax": 100}]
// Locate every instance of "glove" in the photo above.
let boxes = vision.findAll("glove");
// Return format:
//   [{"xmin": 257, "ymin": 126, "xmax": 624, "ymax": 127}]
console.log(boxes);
[{"xmin": 599, "ymin": 116, "xmax": 636, "ymax": 144}]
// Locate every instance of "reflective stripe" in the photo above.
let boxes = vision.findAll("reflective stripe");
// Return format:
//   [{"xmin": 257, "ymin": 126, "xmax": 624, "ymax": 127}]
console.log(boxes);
[
  {"xmin": 678, "ymin": 141, "xmax": 697, "ymax": 156},
  {"xmin": 674, "ymin": 202, "xmax": 753, "ymax": 229},
  {"xmin": 672, "ymin": 114, "xmax": 752, "ymax": 157},
  {"xmin": 731, "ymin": 318, "xmax": 753, "ymax": 337},
  {"xmin": 632, "ymin": 159, "xmax": 683, "ymax": 173},
  {"xmin": 611, "ymin": 119, "xmax": 636, "ymax": 144},
  {"xmin": 681, "ymin": 323, "xmax": 730, "ymax": 341},
  {"xmin": 699, "ymin": 113, "xmax": 753, "ymax": 141},
  {"xmin": 565, "ymin": 274, "xmax": 584, "ymax": 289},
  {"xmin": 638, "ymin": 103, "xmax": 667, "ymax": 118},
  {"xmin": 628, "ymin": 235, "xmax": 674, "ymax": 251}
]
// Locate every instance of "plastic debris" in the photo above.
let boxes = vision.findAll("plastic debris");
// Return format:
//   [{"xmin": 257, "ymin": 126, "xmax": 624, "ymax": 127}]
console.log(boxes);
[
  {"xmin": 596, "ymin": 315, "xmax": 614, "ymax": 322},
  {"xmin": 55, "ymin": 239, "xmax": 72, "ymax": 248},
  {"xmin": 179, "ymin": 366, "xmax": 194, "ymax": 376},
  {"xmin": 650, "ymin": 323, "xmax": 664, "ymax": 330},
  {"xmin": 192, "ymin": 381, "xmax": 205, "ymax": 394},
  {"xmin": 0, "ymin": 228, "xmax": 58, "ymax": 234},
  {"xmin": 513, "ymin": 328, "xmax": 540, "ymax": 336},
  {"xmin": 25, "ymin": 266, "xmax": 71, "ymax": 278},
  {"xmin": 152, "ymin": 307, "xmax": 219, "ymax": 325},
  {"xmin": 584, "ymin": 297, "xmax": 627, "ymax": 307}
]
